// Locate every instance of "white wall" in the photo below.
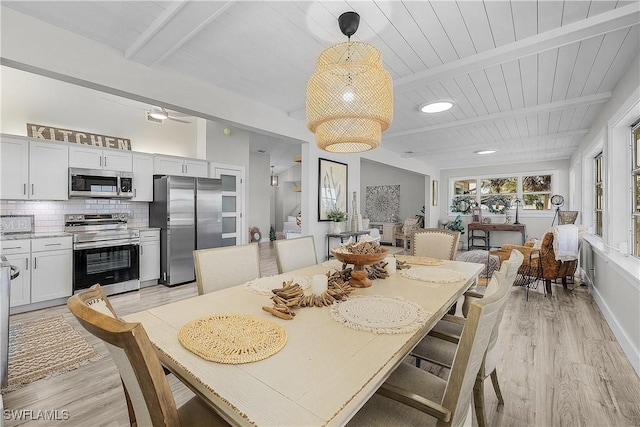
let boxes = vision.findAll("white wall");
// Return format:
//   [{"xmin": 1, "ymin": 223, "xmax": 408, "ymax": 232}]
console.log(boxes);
[
  {"xmin": 571, "ymin": 52, "xmax": 640, "ymax": 376},
  {"xmin": 0, "ymin": 66, "xmax": 198, "ymax": 157},
  {"xmin": 248, "ymin": 152, "xmax": 271, "ymax": 242},
  {"xmin": 274, "ymin": 164, "xmax": 301, "ymax": 232},
  {"xmin": 360, "ymin": 159, "xmax": 427, "ymax": 224},
  {"xmin": 439, "ymin": 159, "xmax": 571, "ymax": 246}
]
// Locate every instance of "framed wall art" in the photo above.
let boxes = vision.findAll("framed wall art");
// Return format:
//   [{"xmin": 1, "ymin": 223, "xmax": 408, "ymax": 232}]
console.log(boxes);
[
  {"xmin": 318, "ymin": 158, "xmax": 348, "ymax": 221},
  {"xmin": 432, "ymin": 180, "xmax": 438, "ymax": 206}
]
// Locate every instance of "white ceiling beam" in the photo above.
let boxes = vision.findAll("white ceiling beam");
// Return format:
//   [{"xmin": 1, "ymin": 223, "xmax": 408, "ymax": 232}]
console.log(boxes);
[
  {"xmin": 385, "ymin": 92, "xmax": 611, "ymax": 139},
  {"xmin": 125, "ymin": 1, "xmax": 187, "ymax": 60},
  {"xmin": 399, "ymin": 129, "xmax": 589, "ymax": 158},
  {"xmin": 125, "ymin": 1, "xmax": 235, "ymax": 66},
  {"xmin": 287, "ymin": 4, "xmax": 638, "ymax": 118},
  {"xmin": 394, "ymin": 3, "xmax": 640, "ymax": 93}
]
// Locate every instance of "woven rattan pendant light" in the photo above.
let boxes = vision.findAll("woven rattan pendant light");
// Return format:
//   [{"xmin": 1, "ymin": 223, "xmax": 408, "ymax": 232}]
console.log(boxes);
[{"xmin": 306, "ymin": 12, "xmax": 393, "ymax": 153}]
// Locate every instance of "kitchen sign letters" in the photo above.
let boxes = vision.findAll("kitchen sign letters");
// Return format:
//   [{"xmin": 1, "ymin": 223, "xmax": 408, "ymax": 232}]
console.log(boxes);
[{"xmin": 27, "ymin": 123, "xmax": 132, "ymax": 150}]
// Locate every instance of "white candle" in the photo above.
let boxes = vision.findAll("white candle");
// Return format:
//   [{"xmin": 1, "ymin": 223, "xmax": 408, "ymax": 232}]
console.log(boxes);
[
  {"xmin": 385, "ymin": 256, "xmax": 397, "ymax": 274},
  {"xmin": 312, "ymin": 275, "xmax": 328, "ymax": 295}
]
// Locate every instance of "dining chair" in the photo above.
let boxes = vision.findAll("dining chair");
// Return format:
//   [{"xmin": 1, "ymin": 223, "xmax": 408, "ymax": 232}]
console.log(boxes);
[
  {"xmin": 67, "ymin": 284, "xmax": 229, "ymax": 427},
  {"xmin": 411, "ymin": 228, "xmax": 461, "ymax": 260},
  {"xmin": 347, "ymin": 268, "xmax": 512, "ymax": 427},
  {"xmin": 193, "ymin": 243, "xmax": 261, "ymax": 295},
  {"xmin": 274, "ymin": 235, "xmax": 317, "ymax": 274},
  {"xmin": 411, "ymin": 249, "xmax": 524, "ymax": 427}
]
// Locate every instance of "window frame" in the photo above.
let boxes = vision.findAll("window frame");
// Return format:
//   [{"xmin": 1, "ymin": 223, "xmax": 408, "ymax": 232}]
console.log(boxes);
[
  {"xmin": 448, "ymin": 170, "xmax": 559, "ymax": 217},
  {"xmin": 632, "ymin": 123, "xmax": 640, "ymax": 257},
  {"xmin": 594, "ymin": 152, "xmax": 604, "ymax": 237}
]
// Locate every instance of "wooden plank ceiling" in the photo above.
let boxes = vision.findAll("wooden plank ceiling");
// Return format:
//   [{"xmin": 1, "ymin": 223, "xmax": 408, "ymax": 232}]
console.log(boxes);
[{"xmin": 4, "ymin": 0, "xmax": 639, "ymax": 168}]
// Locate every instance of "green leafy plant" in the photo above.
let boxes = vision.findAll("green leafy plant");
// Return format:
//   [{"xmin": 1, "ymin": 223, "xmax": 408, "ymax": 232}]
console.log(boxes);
[
  {"xmin": 326, "ymin": 206, "xmax": 347, "ymax": 222},
  {"xmin": 444, "ymin": 215, "xmax": 465, "ymax": 234},
  {"xmin": 415, "ymin": 205, "xmax": 425, "ymax": 228}
]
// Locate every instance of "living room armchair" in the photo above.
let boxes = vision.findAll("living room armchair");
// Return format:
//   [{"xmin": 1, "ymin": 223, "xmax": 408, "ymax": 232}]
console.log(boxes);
[
  {"xmin": 492, "ymin": 231, "xmax": 578, "ymax": 295},
  {"xmin": 393, "ymin": 217, "xmax": 420, "ymax": 250}
]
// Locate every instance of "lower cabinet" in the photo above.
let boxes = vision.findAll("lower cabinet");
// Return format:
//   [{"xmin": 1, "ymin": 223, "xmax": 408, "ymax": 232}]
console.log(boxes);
[
  {"xmin": 139, "ymin": 229, "xmax": 160, "ymax": 284},
  {"xmin": 1, "ymin": 236, "xmax": 72, "ymax": 308}
]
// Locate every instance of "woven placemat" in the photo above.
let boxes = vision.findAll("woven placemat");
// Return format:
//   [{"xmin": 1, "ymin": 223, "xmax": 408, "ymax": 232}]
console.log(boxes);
[
  {"xmin": 330, "ymin": 295, "xmax": 429, "ymax": 334},
  {"xmin": 400, "ymin": 267, "xmax": 466, "ymax": 284},
  {"xmin": 244, "ymin": 275, "xmax": 309, "ymax": 296},
  {"xmin": 178, "ymin": 314, "xmax": 287, "ymax": 364},
  {"xmin": 395, "ymin": 255, "xmax": 445, "ymax": 266}
]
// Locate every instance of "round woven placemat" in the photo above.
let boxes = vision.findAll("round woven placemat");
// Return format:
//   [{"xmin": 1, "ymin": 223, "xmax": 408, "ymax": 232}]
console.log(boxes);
[
  {"xmin": 394, "ymin": 255, "xmax": 445, "ymax": 266},
  {"xmin": 244, "ymin": 275, "xmax": 309, "ymax": 296},
  {"xmin": 178, "ymin": 314, "xmax": 287, "ymax": 364},
  {"xmin": 330, "ymin": 295, "xmax": 429, "ymax": 334},
  {"xmin": 400, "ymin": 267, "xmax": 466, "ymax": 284}
]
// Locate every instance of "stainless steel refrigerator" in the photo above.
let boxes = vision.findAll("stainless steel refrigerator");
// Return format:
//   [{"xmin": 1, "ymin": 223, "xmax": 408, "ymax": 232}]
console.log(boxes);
[{"xmin": 150, "ymin": 176, "xmax": 222, "ymax": 286}]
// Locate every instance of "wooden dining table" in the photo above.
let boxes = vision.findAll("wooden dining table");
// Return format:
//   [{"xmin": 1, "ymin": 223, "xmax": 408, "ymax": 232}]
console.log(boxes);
[{"xmin": 124, "ymin": 259, "xmax": 483, "ymax": 427}]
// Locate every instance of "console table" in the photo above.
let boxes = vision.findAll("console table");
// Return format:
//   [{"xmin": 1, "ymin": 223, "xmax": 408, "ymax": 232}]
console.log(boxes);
[
  {"xmin": 326, "ymin": 231, "xmax": 370, "ymax": 260},
  {"xmin": 467, "ymin": 223, "xmax": 526, "ymax": 250}
]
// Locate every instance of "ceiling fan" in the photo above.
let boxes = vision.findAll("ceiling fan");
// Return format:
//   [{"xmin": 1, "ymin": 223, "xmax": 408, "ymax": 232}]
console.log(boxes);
[
  {"xmin": 101, "ymin": 97, "xmax": 191, "ymax": 124},
  {"xmin": 146, "ymin": 106, "xmax": 191, "ymax": 123}
]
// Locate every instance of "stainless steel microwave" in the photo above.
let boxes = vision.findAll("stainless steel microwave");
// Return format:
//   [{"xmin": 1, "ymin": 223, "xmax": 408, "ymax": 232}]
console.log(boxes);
[{"xmin": 69, "ymin": 168, "xmax": 133, "ymax": 199}]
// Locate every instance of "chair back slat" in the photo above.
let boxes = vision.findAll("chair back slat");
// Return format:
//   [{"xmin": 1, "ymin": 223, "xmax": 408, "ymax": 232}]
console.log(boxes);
[
  {"xmin": 194, "ymin": 243, "xmax": 261, "ymax": 295},
  {"xmin": 411, "ymin": 228, "xmax": 460, "ymax": 260},
  {"xmin": 67, "ymin": 285, "xmax": 181, "ymax": 427},
  {"xmin": 442, "ymin": 269, "xmax": 511, "ymax": 427},
  {"xmin": 274, "ymin": 236, "xmax": 317, "ymax": 274}
]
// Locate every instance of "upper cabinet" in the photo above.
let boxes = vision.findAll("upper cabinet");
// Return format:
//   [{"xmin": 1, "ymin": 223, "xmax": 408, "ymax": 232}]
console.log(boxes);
[
  {"xmin": 0, "ymin": 136, "xmax": 68, "ymax": 201},
  {"xmin": 0, "ymin": 138, "xmax": 30, "ymax": 199},
  {"xmin": 29, "ymin": 140, "xmax": 69, "ymax": 200},
  {"xmin": 132, "ymin": 153, "xmax": 154, "ymax": 202},
  {"xmin": 69, "ymin": 145, "xmax": 132, "ymax": 172},
  {"xmin": 153, "ymin": 154, "xmax": 208, "ymax": 178}
]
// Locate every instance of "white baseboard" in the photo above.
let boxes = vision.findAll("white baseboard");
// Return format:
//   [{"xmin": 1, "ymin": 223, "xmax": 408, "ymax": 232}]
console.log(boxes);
[{"xmin": 589, "ymin": 283, "xmax": 640, "ymax": 377}]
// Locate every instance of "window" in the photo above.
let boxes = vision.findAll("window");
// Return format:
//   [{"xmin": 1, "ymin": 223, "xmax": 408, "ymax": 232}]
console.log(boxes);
[
  {"xmin": 595, "ymin": 153, "xmax": 604, "ymax": 237},
  {"xmin": 633, "ymin": 124, "xmax": 640, "ymax": 256},
  {"xmin": 522, "ymin": 175, "xmax": 552, "ymax": 210},
  {"xmin": 451, "ymin": 172, "xmax": 555, "ymax": 215}
]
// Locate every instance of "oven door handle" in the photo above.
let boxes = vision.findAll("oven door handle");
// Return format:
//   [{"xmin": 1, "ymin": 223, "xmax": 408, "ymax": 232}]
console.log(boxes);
[{"xmin": 74, "ymin": 239, "xmax": 140, "ymax": 250}]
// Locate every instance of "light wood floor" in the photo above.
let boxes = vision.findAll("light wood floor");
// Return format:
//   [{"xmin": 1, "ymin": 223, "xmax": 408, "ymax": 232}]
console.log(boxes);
[{"xmin": 4, "ymin": 243, "xmax": 639, "ymax": 426}]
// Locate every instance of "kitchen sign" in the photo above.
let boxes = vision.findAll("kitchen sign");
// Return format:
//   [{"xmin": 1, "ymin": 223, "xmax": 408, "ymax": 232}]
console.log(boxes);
[{"xmin": 27, "ymin": 123, "xmax": 131, "ymax": 150}]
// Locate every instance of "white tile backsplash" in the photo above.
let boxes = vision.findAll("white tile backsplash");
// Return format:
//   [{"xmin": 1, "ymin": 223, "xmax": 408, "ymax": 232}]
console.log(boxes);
[{"xmin": 0, "ymin": 199, "xmax": 149, "ymax": 232}]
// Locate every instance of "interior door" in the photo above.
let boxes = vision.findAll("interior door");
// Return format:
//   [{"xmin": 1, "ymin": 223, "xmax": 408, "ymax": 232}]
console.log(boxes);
[{"xmin": 211, "ymin": 164, "xmax": 245, "ymax": 246}]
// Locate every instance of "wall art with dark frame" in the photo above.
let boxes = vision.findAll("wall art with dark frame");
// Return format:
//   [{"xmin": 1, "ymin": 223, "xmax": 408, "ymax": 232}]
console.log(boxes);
[{"xmin": 318, "ymin": 158, "xmax": 348, "ymax": 221}]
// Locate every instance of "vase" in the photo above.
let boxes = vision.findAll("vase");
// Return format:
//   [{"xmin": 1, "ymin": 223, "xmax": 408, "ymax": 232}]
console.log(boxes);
[
  {"xmin": 329, "ymin": 222, "xmax": 343, "ymax": 234},
  {"xmin": 504, "ymin": 212, "xmax": 512, "ymax": 224}
]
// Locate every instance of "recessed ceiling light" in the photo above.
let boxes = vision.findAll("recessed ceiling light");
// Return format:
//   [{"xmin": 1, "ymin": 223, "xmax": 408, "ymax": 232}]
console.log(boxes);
[
  {"xmin": 474, "ymin": 149, "xmax": 497, "ymax": 155},
  {"xmin": 420, "ymin": 101, "xmax": 454, "ymax": 114}
]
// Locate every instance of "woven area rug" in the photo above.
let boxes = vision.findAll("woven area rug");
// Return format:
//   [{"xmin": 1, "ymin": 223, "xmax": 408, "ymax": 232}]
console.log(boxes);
[{"xmin": 2, "ymin": 315, "xmax": 103, "ymax": 394}]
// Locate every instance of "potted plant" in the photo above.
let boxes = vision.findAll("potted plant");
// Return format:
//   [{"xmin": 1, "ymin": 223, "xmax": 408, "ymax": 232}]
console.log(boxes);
[
  {"xmin": 444, "ymin": 215, "xmax": 465, "ymax": 234},
  {"xmin": 326, "ymin": 206, "xmax": 347, "ymax": 234}
]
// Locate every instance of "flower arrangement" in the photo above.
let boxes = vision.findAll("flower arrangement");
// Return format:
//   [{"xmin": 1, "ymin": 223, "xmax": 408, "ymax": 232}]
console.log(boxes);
[
  {"xmin": 326, "ymin": 206, "xmax": 347, "ymax": 222},
  {"xmin": 485, "ymin": 195, "xmax": 512, "ymax": 214},
  {"xmin": 444, "ymin": 215, "xmax": 465, "ymax": 234}
]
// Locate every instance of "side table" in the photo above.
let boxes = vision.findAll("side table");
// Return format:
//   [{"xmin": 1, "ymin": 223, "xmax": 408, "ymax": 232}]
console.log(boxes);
[{"xmin": 326, "ymin": 231, "xmax": 370, "ymax": 260}]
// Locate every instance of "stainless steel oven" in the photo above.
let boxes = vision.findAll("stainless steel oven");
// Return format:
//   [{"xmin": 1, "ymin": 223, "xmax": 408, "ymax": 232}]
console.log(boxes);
[{"xmin": 65, "ymin": 213, "xmax": 140, "ymax": 295}]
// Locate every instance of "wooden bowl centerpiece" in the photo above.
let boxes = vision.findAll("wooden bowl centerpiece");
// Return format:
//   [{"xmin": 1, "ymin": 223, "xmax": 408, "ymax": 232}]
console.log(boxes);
[{"xmin": 331, "ymin": 244, "xmax": 388, "ymax": 288}]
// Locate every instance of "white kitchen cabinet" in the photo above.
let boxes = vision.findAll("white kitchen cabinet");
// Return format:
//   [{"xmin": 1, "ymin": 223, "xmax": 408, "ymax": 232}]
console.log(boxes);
[
  {"xmin": 29, "ymin": 140, "xmax": 69, "ymax": 200},
  {"xmin": 132, "ymin": 153, "xmax": 154, "ymax": 201},
  {"xmin": 154, "ymin": 154, "xmax": 208, "ymax": 177},
  {"xmin": 0, "ymin": 138, "xmax": 29, "ymax": 200},
  {"xmin": 30, "ymin": 236, "xmax": 73, "ymax": 303},
  {"xmin": 0, "ymin": 239, "xmax": 31, "ymax": 307},
  {"xmin": 139, "ymin": 229, "xmax": 160, "ymax": 284},
  {"xmin": 69, "ymin": 145, "xmax": 132, "ymax": 172}
]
